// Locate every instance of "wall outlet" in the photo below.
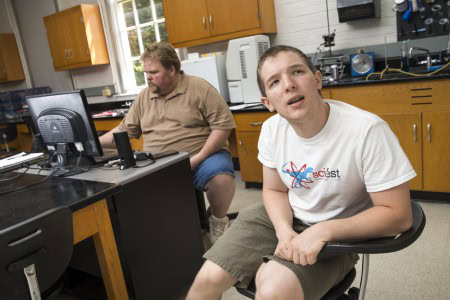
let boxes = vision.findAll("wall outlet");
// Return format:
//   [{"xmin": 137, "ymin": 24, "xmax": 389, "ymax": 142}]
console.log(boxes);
[{"xmin": 102, "ymin": 87, "xmax": 112, "ymax": 97}]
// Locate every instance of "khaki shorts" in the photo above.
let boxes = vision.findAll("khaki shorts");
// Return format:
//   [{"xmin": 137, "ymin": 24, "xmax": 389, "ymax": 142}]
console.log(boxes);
[{"xmin": 203, "ymin": 203, "xmax": 359, "ymax": 300}]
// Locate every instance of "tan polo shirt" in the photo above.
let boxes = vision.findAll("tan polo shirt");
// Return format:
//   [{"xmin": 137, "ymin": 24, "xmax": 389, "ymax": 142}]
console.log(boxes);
[{"xmin": 117, "ymin": 73, "xmax": 236, "ymax": 156}]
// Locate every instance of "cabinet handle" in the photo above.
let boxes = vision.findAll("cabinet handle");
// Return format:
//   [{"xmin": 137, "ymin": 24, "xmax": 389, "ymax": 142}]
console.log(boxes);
[
  {"xmin": 413, "ymin": 123, "xmax": 417, "ymax": 143},
  {"xmin": 202, "ymin": 16, "xmax": 206, "ymax": 29},
  {"xmin": 249, "ymin": 122, "xmax": 263, "ymax": 126},
  {"xmin": 64, "ymin": 49, "xmax": 68, "ymax": 59},
  {"xmin": 427, "ymin": 123, "xmax": 431, "ymax": 143},
  {"xmin": 209, "ymin": 15, "xmax": 213, "ymax": 29},
  {"xmin": 238, "ymin": 140, "xmax": 247, "ymax": 155}
]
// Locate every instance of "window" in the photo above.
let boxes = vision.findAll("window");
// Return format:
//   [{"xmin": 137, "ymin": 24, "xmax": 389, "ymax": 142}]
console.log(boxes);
[{"xmin": 111, "ymin": 0, "xmax": 167, "ymax": 92}]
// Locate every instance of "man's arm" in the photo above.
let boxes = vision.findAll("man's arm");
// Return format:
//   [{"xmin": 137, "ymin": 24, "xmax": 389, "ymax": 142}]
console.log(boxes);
[
  {"xmin": 99, "ymin": 125, "xmax": 123, "ymax": 149},
  {"xmin": 290, "ymin": 182, "xmax": 413, "ymax": 266},
  {"xmin": 190, "ymin": 129, "xmax": 231, "ymax": 170},
  {"xmin": 262, "ymin": 166, "xmax": 297, "ymax": 261}
]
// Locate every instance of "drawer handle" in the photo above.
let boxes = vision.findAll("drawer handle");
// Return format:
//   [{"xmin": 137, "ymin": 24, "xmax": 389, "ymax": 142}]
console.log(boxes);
[
  {"xmin": 413, "ymin": 123, "xmax": 417, "ymax": 143},
  {"xmin": 249, "ymin": 122, "xmax": 263, "ymax": 126},
  {"xmin": 238, "ymin": 140, "xmax": 247, "ymax": 155},
  {"xmin": 427, "ymin": 123, "xmax": 431, "ymax": 143}
]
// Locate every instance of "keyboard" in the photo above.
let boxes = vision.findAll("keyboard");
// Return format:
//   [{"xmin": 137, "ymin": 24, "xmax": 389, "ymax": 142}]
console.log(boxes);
[
  {"xmin": 0, "ymin": 152, "xmax": 45, "ymax": 173},
  {"xmin": 93, "ymin": 148, "xmax": 119, "ymax": 164}
]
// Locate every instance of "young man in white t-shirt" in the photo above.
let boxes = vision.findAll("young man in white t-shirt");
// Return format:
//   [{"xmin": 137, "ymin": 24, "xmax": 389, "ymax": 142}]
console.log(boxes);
[{"xmin": 186, "ymin": 45, "xmax": 415, "ymax": 300}]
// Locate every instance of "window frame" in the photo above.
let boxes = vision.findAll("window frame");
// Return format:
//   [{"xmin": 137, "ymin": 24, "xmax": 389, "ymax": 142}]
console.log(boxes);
[{"xmin": 108, "ymin": 0, "xmax": 167, "ymax": 94}]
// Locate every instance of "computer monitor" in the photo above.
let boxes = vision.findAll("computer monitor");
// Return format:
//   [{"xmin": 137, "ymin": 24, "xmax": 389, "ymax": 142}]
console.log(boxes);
[{"xmin": 26, "ymin": 90, "xmax": 102, "ymax": 170}]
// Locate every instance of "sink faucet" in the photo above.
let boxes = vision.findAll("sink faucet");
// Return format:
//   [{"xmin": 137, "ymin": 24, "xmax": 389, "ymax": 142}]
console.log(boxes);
[{"xmin": 409, "ymin": 47, "xmax": 432, "ymax": 69}]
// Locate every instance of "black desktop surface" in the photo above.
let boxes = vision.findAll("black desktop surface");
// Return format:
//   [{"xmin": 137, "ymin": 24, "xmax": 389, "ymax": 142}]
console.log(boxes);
[{"xmin": 0, "ymin": 173, "xmax": 121, "ymax": 232}]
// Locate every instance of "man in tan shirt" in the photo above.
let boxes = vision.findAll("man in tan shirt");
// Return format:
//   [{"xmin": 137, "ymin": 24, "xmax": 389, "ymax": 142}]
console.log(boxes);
[{"xmin": 100, "ymin": 42, "xmax": 236, "ymax": 243}]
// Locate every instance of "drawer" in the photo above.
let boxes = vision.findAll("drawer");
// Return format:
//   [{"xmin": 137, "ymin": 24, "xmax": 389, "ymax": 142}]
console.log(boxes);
[{"xmin": 233, "ymin": 112, "xmax": 274, "ymax": 132}]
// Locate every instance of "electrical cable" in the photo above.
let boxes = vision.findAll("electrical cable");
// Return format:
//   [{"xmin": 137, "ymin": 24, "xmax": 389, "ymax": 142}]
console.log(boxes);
[
  {"xmin": 0, "ymin": 166, "xmax": 58, "ymax": 196},
  {"xmin": 0, "ymin": 164, "xmax": 30, "ymax": 181},
  {"xmin": 365, "ymin": 62, "xmax": 450, "ymax": 80}
]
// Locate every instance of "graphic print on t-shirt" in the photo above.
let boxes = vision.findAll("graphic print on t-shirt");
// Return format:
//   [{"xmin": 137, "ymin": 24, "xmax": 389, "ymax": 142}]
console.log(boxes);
[{"xmin": 281, "ymin": 161, "xmax": 341, "ymax": 189}]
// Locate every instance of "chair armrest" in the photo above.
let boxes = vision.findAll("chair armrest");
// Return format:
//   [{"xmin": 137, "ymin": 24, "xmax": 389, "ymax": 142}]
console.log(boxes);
[{"xmin": 318, "ymin": 201, "xmax": 426, "ymax": 257}]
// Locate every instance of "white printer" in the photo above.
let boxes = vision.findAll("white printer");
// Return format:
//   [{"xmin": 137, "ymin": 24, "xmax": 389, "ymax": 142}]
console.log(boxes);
[
  {"xmin": 226, "ymin": 35, "xmax": 270, "ymax": 104},
  {"xmin": 181, "ymin": 54, "xmax": 229, "ymax": 102}
]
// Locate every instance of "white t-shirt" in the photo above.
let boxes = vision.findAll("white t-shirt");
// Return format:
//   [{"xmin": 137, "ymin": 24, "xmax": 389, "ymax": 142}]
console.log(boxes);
[{"xmin": 257, "ymin": 100, "xmax": 416, "ymax": 225}]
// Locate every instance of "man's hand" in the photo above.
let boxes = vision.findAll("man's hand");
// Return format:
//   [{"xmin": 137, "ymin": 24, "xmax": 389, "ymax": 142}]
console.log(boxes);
[
  {"xmin": 290, "ymin": 223, "xmax": 328, "ymax": 266},
  {"xmin": 190, "ymin": 154, "xmax": 203, "ymax": 170},
  {"xmin": 274, "ymin": 230, "xmax": 298, "ymax": 261}
]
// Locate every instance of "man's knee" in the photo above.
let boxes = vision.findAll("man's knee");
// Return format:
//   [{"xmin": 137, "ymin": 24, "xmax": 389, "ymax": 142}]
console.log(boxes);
[
  {"xmin": 192, "ymin": 260, "xmax": 236, "ymax": 289},
  {"xmin": 255, "ymin": 261, "xmax": 304, "ymax": 300},
  {"xmin": 204, "ymin": 173, "xmax": 235, "ymax": 192},
  {"xmin": 187, "ymin": 260, "xmax": 237, "ymax": 299}
]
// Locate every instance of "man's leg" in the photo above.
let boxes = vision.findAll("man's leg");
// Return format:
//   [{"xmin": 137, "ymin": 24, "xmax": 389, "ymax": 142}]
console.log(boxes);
[
  {"xmin": 192, "ymin": 151, "xmax": 235, "ymax": 243},
  {"xmin": 255, "ymin": 261, "xmax": 304, "ymax": 300},
  {"xmin": 204, "ymin": 173, "xmax": 235, "ymax": 218},
  {"xmin": 186, "ymin": 260, "xmax": 238, "ymax": 300}
]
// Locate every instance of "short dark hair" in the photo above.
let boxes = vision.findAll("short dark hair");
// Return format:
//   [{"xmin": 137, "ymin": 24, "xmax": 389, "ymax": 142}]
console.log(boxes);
[
  {"xmin": 141, "ymin": 42, "xmax": 181, "ymax": 72},
  {"xmin": 257, "ymin": 45, "xmax": 317, "ymax": 97}
]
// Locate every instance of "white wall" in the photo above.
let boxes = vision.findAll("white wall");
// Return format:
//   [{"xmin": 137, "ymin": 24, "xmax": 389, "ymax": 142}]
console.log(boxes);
[
  {"xmin": 273, "ymin": 0, "xmax": 397, "ymax": 54},
  {"xmin": 0, "ymin": 0, "xmax": 14, "ymax": 33}
]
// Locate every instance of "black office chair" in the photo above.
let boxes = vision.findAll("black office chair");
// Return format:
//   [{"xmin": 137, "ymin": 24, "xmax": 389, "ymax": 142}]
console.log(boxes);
[
  {"xmin": 0, "ymin": 124, "xmax": 18, "ymax": 153},
  {"xmin": 236, "ymin": 200, "xmax": 426, "ymax": 300},
  {"xmin": 0, "ymin": 206, "xmax": 74, "ymax": 300}
]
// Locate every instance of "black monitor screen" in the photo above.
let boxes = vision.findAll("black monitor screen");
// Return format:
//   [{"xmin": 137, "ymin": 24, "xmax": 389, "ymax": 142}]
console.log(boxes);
[{"xmin": 26, "ymin": 90, "xmax": 102, "ymax": 160}]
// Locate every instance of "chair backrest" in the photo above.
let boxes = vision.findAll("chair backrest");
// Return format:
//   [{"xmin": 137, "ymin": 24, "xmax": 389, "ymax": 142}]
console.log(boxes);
[
  {"xmin": 0, "ymin": 206, "xmax": 74, "ymax": 300},
  {"xmin": 0, "ymin": 124, "xmax": 18, "ymax": 144},
  {"xmin": 321, "ymin": 200, "xmax": 426, "ymax": 255}
]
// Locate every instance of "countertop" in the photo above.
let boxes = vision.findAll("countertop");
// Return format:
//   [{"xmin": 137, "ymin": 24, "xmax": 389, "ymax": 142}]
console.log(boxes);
[
  {"xmin": 0, "ymin": 174, "xmax": 121, "ymax": 231},
  {"xmin": 322, "ymin": 72, "xmax": 450, "ymax": 88}
]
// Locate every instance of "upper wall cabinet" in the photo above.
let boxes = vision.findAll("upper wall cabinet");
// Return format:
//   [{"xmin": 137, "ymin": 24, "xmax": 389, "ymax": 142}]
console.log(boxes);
[
  {"xmin": 43, "ymin": 4, "xmax": 110, "ymax": 71},
  {"xmin": 162, "ymin": 0, "xmax": 277, "ymax": 48},
  {"xmin": 0, "ymin": 34, "xmax": 25, "ymax": 83}
]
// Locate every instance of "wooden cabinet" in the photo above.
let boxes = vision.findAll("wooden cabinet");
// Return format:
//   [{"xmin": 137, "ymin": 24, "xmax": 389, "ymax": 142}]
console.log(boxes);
[
  {"xmin": 329, "ymin": 79, "xmax": 450, "ymax": 193},
  {"xmin": 162, "ymin": 0, "xmax": 276, "ymax": 48},
  {"xmin": 43, "ymin": 4, "xmax": 109, "ymax": 71},
  {"xmin": 378, "ymin": 113, "xmax": 423, "ymax": 191},
  {"xmin": 0, "ymin": 34, "xmax": 25, "ymax": 83},
  {"xmin": 234, "ymin": 111, "xmax": 274, "ymax": 183},
  {"xmin": 422, "ymin": 112, "xmax": 450, "ymax": 193}
]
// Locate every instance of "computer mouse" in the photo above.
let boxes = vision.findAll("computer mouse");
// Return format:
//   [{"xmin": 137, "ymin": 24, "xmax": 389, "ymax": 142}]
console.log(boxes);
[{"xmin": 134, "ymin": 152, "xmax": 149, "ymax": 161}]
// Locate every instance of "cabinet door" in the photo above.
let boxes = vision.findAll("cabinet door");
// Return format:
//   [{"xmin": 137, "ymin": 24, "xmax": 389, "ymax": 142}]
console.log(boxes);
[
  {"xmin": 379, "ymin": 113, "xmax": 423, "ymax": 191},
  {"xmin": 422, "ymin": 112, "xmax": 450, "ymax": 192},
  {"xmin": 206, "ymin": 0, "xmax": 260, "ymax": 36},
  {"xmin": 236, "ymin": 132, "xmax": 263, "ymax": 183},
  {"xmin": 67, "ymin": 6, "xmax": 91, "ymax": 65},
  {"xmin": 44, "ymin": 13, "xmax": 70, "ymax": 68},
  {"xmin": 162, "ymin": 0, "xmax": 210, "ymax": 44}
]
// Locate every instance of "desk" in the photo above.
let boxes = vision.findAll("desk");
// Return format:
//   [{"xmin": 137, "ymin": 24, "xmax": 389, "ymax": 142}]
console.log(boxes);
[
  {"xmin": 70, "ymin": 152, "xmax": 204, "ymax": 299},
  {"xmin": 0, "ymin": 174, "xmax": 128, "ymax": 300}
]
